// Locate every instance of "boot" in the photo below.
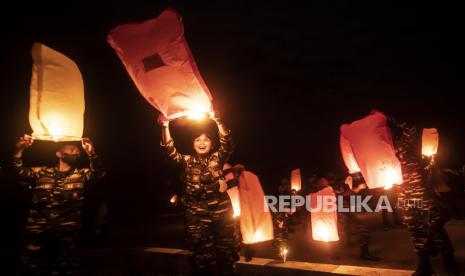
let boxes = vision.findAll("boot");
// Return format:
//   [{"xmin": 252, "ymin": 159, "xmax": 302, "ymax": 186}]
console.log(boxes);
[
  {"xmin": 442, "ymin": 252, "xmax": 459, "ymax": 276},
  {"xmin": 244, "ymin": 245, "xmax": 255, "ymax": 262},
  {"xmin": 360, "ymin": 245, "xmax": 381, "ymax": 261},
  {"xmin": 412, "ymin": 253, "xmax": 435, "ymax": 276}
]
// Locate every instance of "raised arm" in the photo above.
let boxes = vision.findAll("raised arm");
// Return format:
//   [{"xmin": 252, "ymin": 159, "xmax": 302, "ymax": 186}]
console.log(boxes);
[
  {"xmin": 81, "ymin": 138, "xmax": 106, "ymax": 182},
  {"xmin": 158, "ymin": 115, "xmax": 186, "ymax": 166},
  {"xmin": 12, "ymin": 134, "xmax": 39, "ymax": 181},
  {"xmin": 211, "ymin": 113, "xmax": 233, "ymax": 163}
]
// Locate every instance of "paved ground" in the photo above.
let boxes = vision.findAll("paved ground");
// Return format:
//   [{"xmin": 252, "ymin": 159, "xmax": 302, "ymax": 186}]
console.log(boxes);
[{"xmin": 103, "ymin": 211, "xmax": 465, "ymax": 274}]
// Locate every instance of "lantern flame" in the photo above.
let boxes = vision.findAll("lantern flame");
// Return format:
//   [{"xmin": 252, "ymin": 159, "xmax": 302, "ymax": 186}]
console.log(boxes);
[
  {"xmin": 187, "ymin": 111, "xmax": 207, "ymax": 120},
  {"xmin": 314, "ymin": 221, "xmax": 330, "ymax": 242},
  {"xmin": 49, "ymin": 122, "xmax": 64, "ymax": 141},
  {"xmin": 291, "ymin": 169, "xmax": 302, "ymax": 192},
  {"xmin": 422, "ymin": 147, "xmax": 436, "ymax": 157},
  {"xmin": 381, "ymin": 166, "xmax": 400, "ymax": 190},
  {"xmin": 185, "ymin": 102, "xmax": 210, "ymax": 121},
  {"xmin": 280, "ymin": 247, "xmax": 288, "ymax": 263},
  {"xmin": 170, "ymin": 195, "xmax": 177, "ymax": 204},
  {"xmin": 253, "ymin": 230, "xmax": 263, "ymax": 242}
]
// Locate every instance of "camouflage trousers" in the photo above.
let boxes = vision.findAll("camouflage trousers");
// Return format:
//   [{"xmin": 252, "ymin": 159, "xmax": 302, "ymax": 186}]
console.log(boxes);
[
  {"xmin": 399, "ymin": 183, "xmax": 453, "ymax": 256},
  {"xmin": 337, "ymin": 212, "xmax": 369, "ymax": 248},
  {"xmin": 20, "ymin": 228, "xmax": 80, "ymax": 275},
  {"xmin": 184, "ymin": 206, "xmax": 239, "ymax": 275}
]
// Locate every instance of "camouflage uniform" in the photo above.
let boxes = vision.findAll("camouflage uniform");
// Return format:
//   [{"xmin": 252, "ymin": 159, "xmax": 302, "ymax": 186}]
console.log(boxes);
[
  {"xmin": 333, "ymin": 174, "xmax": 369, "ymax": 249},
  {"xmin": 13, "ymin": 155, "xmax": 105, "ymax": 275},
  {"xmin": 161, "ymin": 130, "xmax": 239, "ymax": 275},
  {"xmin": 272, "ymin": 181, "xmax": 291, "ymax": 251},
  {"xmin": 392, "ymin": 121, "xmax": 453, "ymax": 256}
]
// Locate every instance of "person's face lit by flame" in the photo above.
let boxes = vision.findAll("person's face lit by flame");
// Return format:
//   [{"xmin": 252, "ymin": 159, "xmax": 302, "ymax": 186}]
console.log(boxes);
[{"xmin": 193, "ymin": 134, "xmax": 212, "ymax": 156}]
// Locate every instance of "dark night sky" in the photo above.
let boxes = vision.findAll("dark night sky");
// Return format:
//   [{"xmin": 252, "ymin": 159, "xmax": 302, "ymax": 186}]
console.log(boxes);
[{"xmin": 1, "ymin": 1, "xmax": 464, "ymax": 216}]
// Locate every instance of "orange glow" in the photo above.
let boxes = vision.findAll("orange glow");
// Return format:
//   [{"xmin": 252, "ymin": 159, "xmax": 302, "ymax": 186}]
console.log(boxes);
[
  {"xmin": 29, "ymin": 43, "xmax": 84, "ymax": 142},
  {"xmin": 313, "ymin": 220, "xmax": 331, "ymax": 242},
  {"xmin": 170, "ymin": 194, "xmax": 177, "ymax": 204},
  {"xmin": 310, "ymin": 187, "xmax": 339, "ymax": 242},
  {"xmin": 381, "ymin": 165, "xmax": 402, "ymax": 190},
  {"xmin": 291, "ymin": 169, "xmax": 302, "ymax": 191},
  {"xmin": 280, "ymin": 247, "xmax": 288, "ymax": 263},
  {"xmin": 422, "ymin": 128, "xmax": 439, "ymax": 157}
]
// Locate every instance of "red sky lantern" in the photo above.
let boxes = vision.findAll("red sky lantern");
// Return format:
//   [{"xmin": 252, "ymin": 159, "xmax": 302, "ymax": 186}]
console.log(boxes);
[
  {"xmin": 107, "ymin": 9, "xmax": 213, "ymax": 120},
  {"xmin": 340, "ymin": 111, "xmax": 403, "ymax": 189}
]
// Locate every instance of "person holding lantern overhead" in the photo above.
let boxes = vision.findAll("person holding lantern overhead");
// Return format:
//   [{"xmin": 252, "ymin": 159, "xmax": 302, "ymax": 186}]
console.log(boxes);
[
  {"xmin": 158, "ymin": 112, "xmax": 239, "ymax": 275},
  {"xmin": 390, "ymin": 119, "xmax": 458, "ymax": 276},
  {"xmin": 12, "ymin": 134, "xmax": 105, "ymax": 275}
]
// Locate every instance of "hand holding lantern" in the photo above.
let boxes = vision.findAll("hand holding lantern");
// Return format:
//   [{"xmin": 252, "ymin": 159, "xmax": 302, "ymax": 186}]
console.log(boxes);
[
  {"xmin": 15, "ymin": 134, "xmax": 34, "ymax": 158},
  {"xmin": 157, "ymin": 114, "xmax": 170, "ymax": 127}
]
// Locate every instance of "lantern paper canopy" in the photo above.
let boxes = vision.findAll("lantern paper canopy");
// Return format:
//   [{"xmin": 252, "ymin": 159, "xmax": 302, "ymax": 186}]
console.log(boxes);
[
  {"xmin": 107, "ymin": 9, "xmax": 213, "ymax": 120},
  {"xmin": 422, "ymin": 128, "xmax": 439, "ymax": 157},
  {"xmin": 340, "ymin": 111, "xmax": 403, "ymax": 189},
  {"xmin": 340, "ymin": 135, "xmax": 361, "ymax": 174},
  {"xmin": 224, "ymin": 164, "xmax": 241, "ymax": 218},
  {"xmin": 291, "ymin": 168, "xmax": 302, "ymax": 192},
  {"xmin": 238, "ymin": 171, "xmax": 274, "ymax": 244},
  {"xmin": 29, "ymin": 43, "xmax": 84, "ymax": 141},
  {"xmin": 310, "ymin": 186, "xmax": 339, "ymax": 242}
]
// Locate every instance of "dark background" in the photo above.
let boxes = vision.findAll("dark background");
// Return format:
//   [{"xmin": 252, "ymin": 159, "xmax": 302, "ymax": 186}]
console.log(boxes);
[{"xmin": 1, "ymin": 1, "xmax": 464, "ymax": 221}]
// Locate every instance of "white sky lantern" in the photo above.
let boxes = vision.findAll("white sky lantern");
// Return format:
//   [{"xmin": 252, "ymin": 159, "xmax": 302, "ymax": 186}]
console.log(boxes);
[
  {"xmin": 340, "ymin": 111, "xmax": 403, "ymax": 189},
  {"xmin": 29, "ymin": 43, "xmax": 84, "ymax": 141},
  {"xmin": 291, "ymin": 168, "xmax": 302, "ymax": 192},
  {"xmin": 422, "ymin": 128, "xmax": 439, "ymax": 157},
  {"xmin": 310, "ymin": 186, "xmax": 339, "ymax": 242},
  {"xmin": 238, "ymin": 171, "xmax": 274, "ymax": 244}
]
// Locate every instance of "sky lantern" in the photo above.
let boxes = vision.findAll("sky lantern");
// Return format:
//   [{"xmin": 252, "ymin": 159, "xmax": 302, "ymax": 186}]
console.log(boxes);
[
  {"xmin": 238, "ymin": 171, "xmax": 274, "ymax": 244},
  {"xmin": 224, "ymin": 164, "xmax": 241, "ymax": 218},
  {"xmin": 340, "ymin": 135, "xmax": 361, "ymax": 174},
  {"xmin": 169, "ymin": 194, "xmax": 177, "ymax": 204},
  {"xmin": 290, "ymin": 168, "xmax": 302, "ymax": 192},
  {"xmin": 422, "ymin": 128, "xmax": 439, "ymax": 157},
  {"xmin": 340, "ymin": 111, "xmax": 403, "ymax": 189},
  {"xmin": 29, "ymin": 43, "xmax": 84, "ymax": 142},
  {"xmin": 107, "ymin": 9, "xmax": 213, "ymax": 120},
  {"xmin": 310, "ymin": 186, "xmax": 339, "ymax": 242}
]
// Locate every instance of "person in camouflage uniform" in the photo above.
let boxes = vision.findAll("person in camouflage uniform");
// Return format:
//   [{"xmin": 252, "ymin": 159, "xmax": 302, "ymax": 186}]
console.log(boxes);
[
  {"xmin": 13, "ymin": 134, "xmax": 105, "ymax": 275},
  {"xmin": 331, "ymin": 173, "xmax": 381, "ymax": 261},
  {"xmin": 391, "ymin": 120, "xmax": 458, "ymax": 276},
  {"xmin": 159, "ymin": 114, "xmax": 239, "ymax": 275}
]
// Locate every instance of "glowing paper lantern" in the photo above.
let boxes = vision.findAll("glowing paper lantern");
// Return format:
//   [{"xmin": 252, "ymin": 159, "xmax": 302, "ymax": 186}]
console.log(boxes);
[
  {"xmin": 340, "ymin": 111, "xmax": 403, "ymax": 189},
  {"xmin": 290, "ymin": 168, "xmax": 302, "ymax": 192},
  {"xmin": 29, "ymin": 43, "xmax": 84, "ymax": 141},
  {"xmin": 238, "ymin": 171, "xmax": 274, "ymax": 244},
  {"xmin": 422, "ymin": 128, "xmax": 439, "ymax": 157},
  {"xmin": 107, "ymin": 9, "xmax": 213, "ymax": 120},
  {"xmin": 224, "ymin": 164, "xmax": 240, "ymax": 218},
  {"xmin": 310, "ymin": 187, "xmax": 339, "ymax": 242},
  {"xmin": 169, "ymin": 194, "xmax": 177, "ymax": 204},
  {"xmin": 340, "ymin": 135, "xmax": 361, "ymax": 174}
]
